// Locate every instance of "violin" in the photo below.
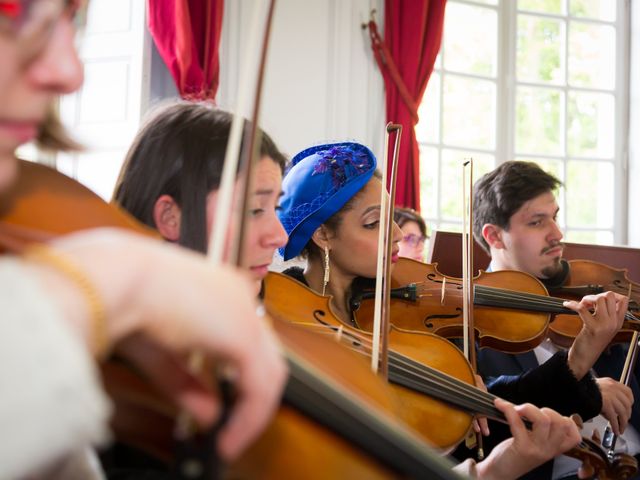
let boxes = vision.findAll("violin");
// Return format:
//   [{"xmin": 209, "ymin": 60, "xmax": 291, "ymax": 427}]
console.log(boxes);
[
  {"xmin": 263, "ymin": 271, "xmax": 638, "ymax": 479},
  {"xmin": 265, "ymin": 270, "xmax": 478, "ymax": 451},
  {"xmin": 0, "ymin": 160, "xmax": 462, "ymax": 479},
  {"xmin": 546, "ymin": 259, "xmax": 640, "ymax": 348},
  {"xmin": 0, "ymin": 159, "xmax": 160, "ymax": 250},
  {"xmin": 105, "ymin": 317, "xmax": 462, "ymax": 479},
  {"xmin": 351, "ymin": 258, "xmax": 640, "ymax": 352}
]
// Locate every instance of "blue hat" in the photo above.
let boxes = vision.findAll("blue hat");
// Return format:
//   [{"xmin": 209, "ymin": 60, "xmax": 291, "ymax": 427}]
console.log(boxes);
[{"xmin": 278, "ymin": 142, "xmax": 377, "ymax": 260}]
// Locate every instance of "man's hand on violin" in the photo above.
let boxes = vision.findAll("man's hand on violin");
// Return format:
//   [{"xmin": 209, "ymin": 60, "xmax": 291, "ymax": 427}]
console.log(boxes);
[
  {"xmin": 565, "ymin": 291, "xmax": 628, "ymax": 379},
  {"xmin": 596, "ymin": 377, "xmax": 633, "ymax": 436},
  {"xmin": 475, "ymin": 399, "xmax": 581, "ymax": 480}
]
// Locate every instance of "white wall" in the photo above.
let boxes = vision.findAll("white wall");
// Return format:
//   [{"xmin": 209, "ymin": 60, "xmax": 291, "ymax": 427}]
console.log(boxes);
[
  {"xmin": 629, "ymin": 1, "xmax": 640, "ymax": 247},
  {"xmin": 57, "ymin": 0, "xmax": 148, "ymax": 200},
  {"xmin": 217, "ymin": 0, "xmax": 386, "ymax": 160}
]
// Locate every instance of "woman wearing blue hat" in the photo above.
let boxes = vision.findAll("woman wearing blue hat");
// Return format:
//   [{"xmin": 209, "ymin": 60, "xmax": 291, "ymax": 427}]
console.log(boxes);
[
  {"xmin": 277, "ymin": 141, "xmax": 401, "ymax": 323},
  {"xmin": 276, "ymin": 141, "xmax": 589, "ymax": 479}
]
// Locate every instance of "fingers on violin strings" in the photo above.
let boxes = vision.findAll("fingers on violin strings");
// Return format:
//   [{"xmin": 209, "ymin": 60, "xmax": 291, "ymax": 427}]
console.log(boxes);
[
  {"xmin": 475, "ymin": 416, "xmax": 490, "ymax": 436},
  {"xmin": 514, "ymin": 403, "xmax": 552, "ymax": 443},
  {"xmin": 562, "ymin": 299, "xmax": 586, "ymax": 316},
  {"xmin": 494, "ymin": 398, "xmax": 528, "ymax": 439}
]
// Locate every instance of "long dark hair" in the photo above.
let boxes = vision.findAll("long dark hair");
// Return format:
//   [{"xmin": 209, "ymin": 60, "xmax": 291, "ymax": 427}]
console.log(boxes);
[{"xmin": 113, "ymin": 102, "xmax": 286, "ymax": 253}]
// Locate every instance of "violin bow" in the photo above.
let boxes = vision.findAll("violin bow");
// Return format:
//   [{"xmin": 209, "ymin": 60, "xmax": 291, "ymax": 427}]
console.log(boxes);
[
  {"xmin": 173, "ymin": 0, "xmax": 278, "ymax": 478},
  {"xmin": 461, "ymin": 159, "xmax": 475, "ymax": 369},
  {"xmin": 461, "ymin": 158, "xmax": 484, "ymax": 459},
  {"xmin": 602, "ymin": 283, "xmax": 640, "ymax": 456},
  {"xmin": 371, "ymin": 123, "xmax": 402, "ymax": 378}
]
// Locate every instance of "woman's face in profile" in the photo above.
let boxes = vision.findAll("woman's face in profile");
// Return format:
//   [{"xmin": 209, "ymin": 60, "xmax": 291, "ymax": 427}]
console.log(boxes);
[
  {"xmin": 205, "ymin": 156, "xmax": 288, "ymax": 293},
  {"xmin": 398, "ymin": 220, "xmax": 427, "ymax": 262}
]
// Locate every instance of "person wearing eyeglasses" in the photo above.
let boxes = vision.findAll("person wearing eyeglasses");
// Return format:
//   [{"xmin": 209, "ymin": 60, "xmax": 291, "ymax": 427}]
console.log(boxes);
[
  {"xmin": 394, "ymin": 207, "xmax": 428, "ymax": 262},
  {"xmin": 0, "ymin": 2, "xmax": 286, "ymax": 478}
]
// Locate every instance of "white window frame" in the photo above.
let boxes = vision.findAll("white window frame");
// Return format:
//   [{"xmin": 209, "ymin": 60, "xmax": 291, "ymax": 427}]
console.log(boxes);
[{"xmin": 420, "ymin": 0, "xmax": 630, "ymax": 245}]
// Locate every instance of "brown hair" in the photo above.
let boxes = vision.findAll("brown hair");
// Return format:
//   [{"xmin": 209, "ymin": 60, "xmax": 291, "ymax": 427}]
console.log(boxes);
[
  {"xmin": 473, "ymin": 161, "xmax": 561, "ymax": 253},
  {"xmin": 113, "ymin": 102, "xmax": 287, "ymax": 254},
  {"xmin": 36, "ymin": 105, "xmax": 82, "ymax": 152}
]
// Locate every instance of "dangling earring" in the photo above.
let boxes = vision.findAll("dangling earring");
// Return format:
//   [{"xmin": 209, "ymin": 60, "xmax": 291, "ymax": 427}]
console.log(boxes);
[{"xmin": 322, "ymin": 245, "xmax": 330, "ymax": 296}]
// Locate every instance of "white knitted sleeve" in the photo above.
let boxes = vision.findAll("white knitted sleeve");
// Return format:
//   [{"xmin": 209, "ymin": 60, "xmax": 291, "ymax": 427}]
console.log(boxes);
[{"xmin": 0, "ymin": 258, "xmax": 112, "ymax": 479}]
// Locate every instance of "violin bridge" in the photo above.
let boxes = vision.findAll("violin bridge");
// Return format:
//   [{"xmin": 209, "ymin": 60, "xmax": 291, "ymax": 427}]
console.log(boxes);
[{"xmin": 440, "ymin": 277, "xmax": 446, "ymax": 306}]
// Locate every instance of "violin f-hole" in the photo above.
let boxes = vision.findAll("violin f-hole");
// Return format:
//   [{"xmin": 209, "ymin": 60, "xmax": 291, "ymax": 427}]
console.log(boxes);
[{"xmin": 424, "ymin": 308, "xmax": 463, "ymax": 329}]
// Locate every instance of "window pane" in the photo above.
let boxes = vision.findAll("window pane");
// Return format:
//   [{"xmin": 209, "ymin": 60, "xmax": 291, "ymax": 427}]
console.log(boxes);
[
  {"xmin": 58, "ymin": 151, "xmax": 125, "ymax": 200},
  {"xmin": 444, "ymin": 3, "xmax": 497, "ymax": 76},
  {"xmin": 516, "ymin": 157, "xmax": 564, "ymax": 181},
  {"xmin": 440, "ymin": 149, "xmax": 495, "ymax": 221},
  {"xmin": 515, "ymin": 86, "xmax": 563, "ymax": 155},
  {"xmin": 416, "ymin": 73, "xmax": 440, "ymax": 144},
  {"xmin": 518, "ymin": 0, "xmax": 564, "ymax": 15},
  {"xmin": 517, "ymin": 15, "xmax": 564, "ymax": 84},
  {"xmin": 568, "ymin": 22, "xmax": 615, "ymax": 89},
  {"xmin": 565, "ymin": 229, "xmax": 614, "ymax": 245},
  {"xmin": 567, "ymin": 92, "xmax": 614, "ymax": 158},
  {"xmin": 565, "ymin": 160, "xmax": 613, "ymax": 228},
  {"xmin": 443, "ymin": 75, "xmax": 496, "ymax": 149},
  {"xmin": 569, "ymin": 0, "xmax": 616, "ymax": 21},
  {"xmin": 419, "ymin": 146, "xmax": 439, "ymax": 219}
]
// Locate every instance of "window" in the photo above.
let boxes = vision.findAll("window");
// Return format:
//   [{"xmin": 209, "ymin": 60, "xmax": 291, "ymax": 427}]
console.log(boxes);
[
  {"xmin": 417, "ymin": 0, "xmax": 628, "ymax": 245},
  {"xmin": 56, "ymin": 0, "xmax": 148, "ymax": 200}
]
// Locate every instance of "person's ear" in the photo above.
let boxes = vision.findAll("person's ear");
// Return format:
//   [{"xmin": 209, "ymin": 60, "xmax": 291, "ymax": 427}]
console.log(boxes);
[
  {"xmin": 310, "ymin": 225, "xmax": 332, "ymax": 250},
  {"xmin": 482, "ymin": 224, "xmax": 505, "ymax": 250},
  {"xmin": 152, "ymin": 194, "xmax": 182, "ymax": 242}
]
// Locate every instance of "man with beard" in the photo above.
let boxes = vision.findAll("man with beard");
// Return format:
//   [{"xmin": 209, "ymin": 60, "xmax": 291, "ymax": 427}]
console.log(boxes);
[{"xmin": 469, "ymin": 160, "xmax": 638, "ymax": 479}]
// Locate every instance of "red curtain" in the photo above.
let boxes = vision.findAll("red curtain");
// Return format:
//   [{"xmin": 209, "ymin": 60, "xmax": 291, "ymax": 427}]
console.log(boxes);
[
  {"xmin": 148, "ymin": 0, "xmax": 224, "ymax": 100},
  {"xmin": 368, "ymin": 0, "xmax": 447, "ymax": 210}
]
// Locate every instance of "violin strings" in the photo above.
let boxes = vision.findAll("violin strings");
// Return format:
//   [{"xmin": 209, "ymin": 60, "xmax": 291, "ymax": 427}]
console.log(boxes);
[
  {"xmin": 414, "ymin": 282, "xmax": 570, "ymax": 312},
  {"xmin": 298, "ymin": 322, "xmax": 610, "ymax": 445},
  {"xmin": 284, "ymin": 349, "xmax": 462, "ymax": 477},
  {"xmin": 474, "ymin": 286, "xmax": 640, "ymax": 323},
  {"xmin": 304, "ymin": 322, "xmax": 505, "ymax": 421},
  {"xmin": 413, "ymin": 282, "xmax": 640, "ymax": 324}
]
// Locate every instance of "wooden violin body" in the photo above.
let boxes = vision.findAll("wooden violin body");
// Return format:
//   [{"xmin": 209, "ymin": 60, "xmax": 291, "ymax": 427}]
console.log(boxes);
[
  {"xmin": 0, "ymin": 160, "xmax": 159, "ymax": 251},
  {"xmin": 264, "ymin": 272, "xmax": 638, "ymax": 479},
  {"xmin": 353, "ymin": 258, "xmax": 552, "ymax": 353},
  {"xmin": 104, "ymin": 319, "xmax": 452, "ymax": 479},
  {"xmin": 264, "ymin": 271, "xmax": 477, "ymax": 451}
]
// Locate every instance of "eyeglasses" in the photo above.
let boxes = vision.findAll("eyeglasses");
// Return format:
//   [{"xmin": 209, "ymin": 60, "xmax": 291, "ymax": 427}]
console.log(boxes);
[
  {"xmin": 0, "ymin": 0, "xmax": 85, "ymax": 62},
  {"xmin": 402, "ymin": 233, "xmax": 427, "ymax": 248}
]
